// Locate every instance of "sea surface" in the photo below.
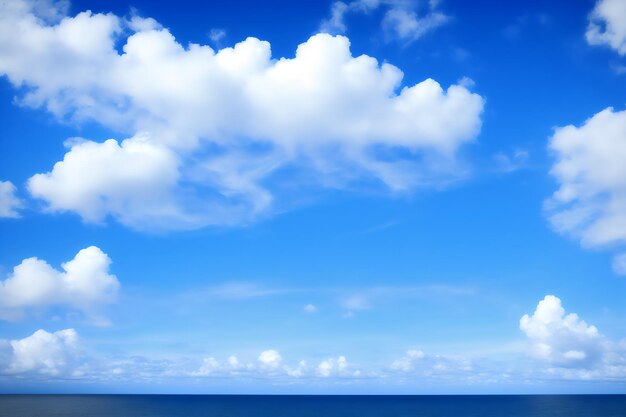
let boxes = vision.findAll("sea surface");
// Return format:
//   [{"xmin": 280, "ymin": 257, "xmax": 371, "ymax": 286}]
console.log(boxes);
[{"xmin": 1, "ymin": 395, "xmax": 625, "ymax": 417}]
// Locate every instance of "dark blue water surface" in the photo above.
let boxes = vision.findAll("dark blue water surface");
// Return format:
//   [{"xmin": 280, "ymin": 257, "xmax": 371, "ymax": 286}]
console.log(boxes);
[{"xmin": 1, "ymin": 395, "xmax": 625, "ymax": 417}]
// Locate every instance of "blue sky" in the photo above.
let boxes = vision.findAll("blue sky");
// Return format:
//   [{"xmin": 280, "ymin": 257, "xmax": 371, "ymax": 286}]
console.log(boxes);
[{"xmin": 1, "ymin": 0, "xmax": 626, "ymax": 393}]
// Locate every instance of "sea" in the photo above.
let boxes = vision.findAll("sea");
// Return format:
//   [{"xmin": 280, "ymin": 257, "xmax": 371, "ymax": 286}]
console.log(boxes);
[{"xmin": 1, "ymin": 395, "xmax": 625, "ymax": 417}]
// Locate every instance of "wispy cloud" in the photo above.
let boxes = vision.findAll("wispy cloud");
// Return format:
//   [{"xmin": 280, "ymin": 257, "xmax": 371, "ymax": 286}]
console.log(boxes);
[
  {"xmin": 340, "ymin": 284, "xmax": 476, "ymax": 314},
  {"xmin": 320, "ymin": 0, "xmax": 450, "ymax": 44},
  {"xmin": 493, "ymin": 149, "xmax": 529, "ymax": 173},
  {"xmin": 184, "ymin": 283, "xmax": 302, "ymax": 301}
]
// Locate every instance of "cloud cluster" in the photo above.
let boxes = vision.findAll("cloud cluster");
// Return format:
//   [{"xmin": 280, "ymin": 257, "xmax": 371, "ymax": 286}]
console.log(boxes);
[
  {"xmin": 0, "ymin": 246, "xmax": 120, "ymax": 321},
  {"xmin": 316, "ymin": 355, "xmax": 359, "ymax": 377},
  {"xmin": 0, "ymin": 181, "xmax": 22, "ymax": 218},
  {"xmin": 546, "ymin": 107, "xmax": 626, "ymax": 274},
  {"xmin": 2, "ymin": 313, "xmax": 624, "ymax": 385},
  {"xmin": 189, "ymin": 351, "xmax": 357, "ymax": 380},
  {"xmin": 587, "ymin": 0, "xmax": 626, "ymax": 55},
  {"xmin": 0, "ymin": 0, "xmax": 483, "ymax": 230},
  {"xmin": 1, "ymin": 328, "xmax": 81, "ymax": 377},
  {"xmin": 321, "ymin": 0, "xmax": 449, "ymax": 43},
  {"xmin": 520, "ymin": 295, "xmax": 626, "ymax": 379},
  {"xmin": 189, "ymin": 355, "xmax": 253, "ymax": 377},
  {"xmin": 390, "ymin": 349, "xmax": 473, "ymax": 377}
]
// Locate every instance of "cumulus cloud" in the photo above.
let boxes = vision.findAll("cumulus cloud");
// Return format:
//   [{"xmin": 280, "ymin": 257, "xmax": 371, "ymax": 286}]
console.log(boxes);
[
  {"xmin": 587, "ymin": 0, "xmax": 626, "ymax": 55},
  {"xmin": 316, "ymin": 355, "xmax": 357, "ymax": 377},
  {"xmin": 0, "ymin": 180, "xmax": 23, "ymax": 218},
  {"xmin": 520, "ymin": 295, "xmax": 603, "ymax": 366},
  {"xmin": 258, "ymin": 350, "xmax": 282, "ymax": 368},
  {"xmin": 520, "ymin": 295, "xmax": 626, "ymax": 380},
  {"xmin": 0, "ymin": 0, "xmax": 483, "ymax": 230},
  {"xmin": 2, "ymin": 328, "xmax": 81, "ymax": 376},
  {"xmin": 28, "ymin": 136, "xmax": 182, "ymax": 227},
  {"xmin": 546, "ymin": 107, "xmax": 626, "ymax": 272},
  {"xmin": 321, "ymin": 0, "xmax": 449, "ymax": 43},
  {"xmin": 0, "ymin": 246, "xmax": 120, "ymax": 321}
]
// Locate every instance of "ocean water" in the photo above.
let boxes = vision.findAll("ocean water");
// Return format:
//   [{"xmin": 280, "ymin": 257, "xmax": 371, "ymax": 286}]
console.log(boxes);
[{"xmin": 1, "ymin": 395, "xmax": 625, "ymax": 417}]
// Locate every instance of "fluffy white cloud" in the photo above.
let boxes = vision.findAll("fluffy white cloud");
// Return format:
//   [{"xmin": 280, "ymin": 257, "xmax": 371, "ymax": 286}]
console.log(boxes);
[
  {"xmin": 0, "ymin": 180, "xmax": 22, "ymax": 218},
  {"xmin": 520, "ymin": 295, "xmax": 604, "ymax": 366},
  {"xmin": 0, "ymin": 246, "xmax": 119, "ymax": 321},
  {"xmin": 27, "ymin": 135, "xmax": 185, "ymax": 229},
  {"xmin": 258, "ymin": 350, "xmax": 282, "ymax": 368},
  {"xmin": 321, "ymin": 0, "xmax": 449, "ymax": 42},
  {"xmin": 587, "ymin": 0, "xmax": 626, "ymax": 55},
  {"xmin": 0, "ymin": 0, "xmax": 483, "ymax": 230},
  {"xmin": 547, "ymin": 107, "xmax": 626, "ymax": 271},
  {"xmin": 519, "ymin": 295, "xmax": 626, "ymax": 380},
  {"xmin": 3, "ymin": 328, "xmax": 81, "ymax": 376}
]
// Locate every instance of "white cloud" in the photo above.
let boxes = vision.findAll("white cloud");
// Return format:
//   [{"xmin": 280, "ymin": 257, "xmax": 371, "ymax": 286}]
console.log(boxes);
[
  {"xmin": 390, "ymin": 349, "xmax": 425, "ymax": 371},
  {"xmin": 190, "ymin": 357, "xmax": 221, "ymax": 376},
  {"xmin": 519, "ymin": 295, "xmax": 626, "ymax": 380},
  {"xmin": 390, "ymin": 349, "xmax": 474, "ymax": 377},
  {"xmin": 285, "ymin": 360, "xmax": 308, "ymax": 378},
  {"xmin": 127, "ymin": 13, "xmax": 161, "ymax": 33},
  {"xmin": 28, "ymin": 135, "xmax": 183, "ymax": 228},
  {"xmin": 0, "ymin": 181, "xmax": 23, "ymax": 218},
  {"xmin": 547, "ymin": 107, "xmax": 626, "ymax": 270},
  {"xmin": 520, "ymin": 295, "xmax": 603, "ymax": 366},
  {"xmin": 316, "ymin": 355, "xmax": 353, "ymax": 377},
  {"xmin": 0, "ymin": 0, "xmax": 483, "ymax": 230},
  {"xmin": 186, "ymin": 352, "xmax": 360, "ymax": 380},
  {"xmin": 321, "ymin": 0, "xmax": 449, "ymax": 42},
  {"xmin": 258, "ymin": 350, "xmax": 282, "ymax": 368},
  {"xmin": 0, "ymin": 246, "xmax": 120, "ymax": 321},
  {"xmin": 320, "ymin": 1, "xmax": 349, "ymax": 34},
  {"xmin": 587, "ymin": 0, "xmax": 626, "ymax": 55},
  {"xmin": 227, "ymin": 355, "xmax": 246, "ymax": 370},
  {"xmin": 382, "ymin": 7, "xmax": 449, "ymax": 42},
  {"xmin": 4, "ymin": 328, "xmax": 81, "ymax": 376}
]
